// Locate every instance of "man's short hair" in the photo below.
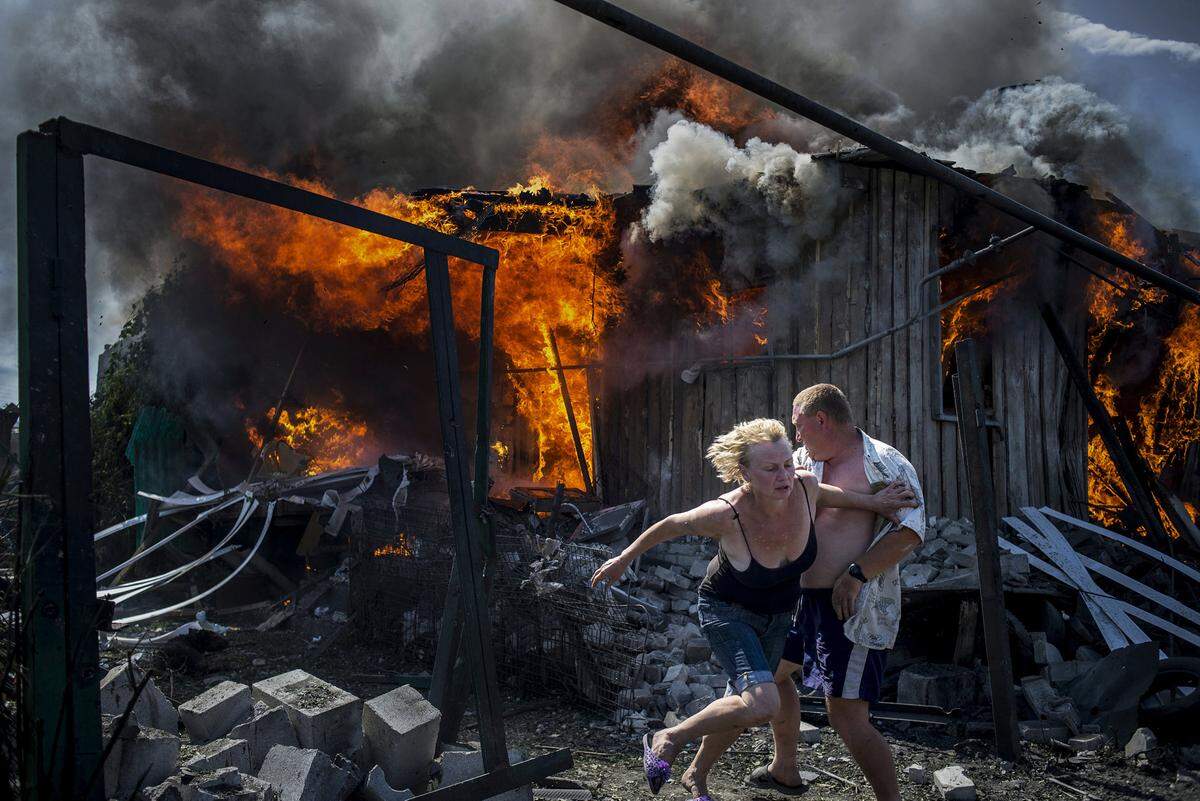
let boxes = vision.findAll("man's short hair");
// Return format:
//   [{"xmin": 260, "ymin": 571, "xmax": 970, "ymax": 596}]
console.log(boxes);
[{"xmin": 792, "ymin": 384, "xmax": 853, "ymax": 425}]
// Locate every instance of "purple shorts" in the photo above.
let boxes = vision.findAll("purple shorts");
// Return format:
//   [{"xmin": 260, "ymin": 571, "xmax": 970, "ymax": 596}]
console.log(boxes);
[{"xmin": 782, "ymin": 588, "xmax": 887, "ymax": 702}]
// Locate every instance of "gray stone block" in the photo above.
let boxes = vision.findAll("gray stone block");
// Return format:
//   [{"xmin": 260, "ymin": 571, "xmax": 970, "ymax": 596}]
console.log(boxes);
[
  {"xmin": 905, "ymin": 764, "xmax": 928, "ymax": 785},
  {"xmin": 663, "ymin": 664, "xmax": 689, "ymax": 684},
  {"xmin": 180, "ymin": 680, "xmax": 253, "ymax": 744},
  {"xmin": 1018, "ymin": 720, "xmax": 1070, "ymax": 744},
  {"xmin": 253, "ymin": 670, "xmax": 362, "ymax": 755},
  {"xmin": 1125, "ymin": 727, "xmax": 1157, "ymax": 758},
  {"xmin": 440, "ymin": 748, "xmax": 530, "ymax": 800},
  {"xmin": 933, "ymin": 766, "xmax": 976, "ymax": 801},
  {"xmin": 230, "ymin": 704, "xmax": 299, "ymax": 771},
  {"xmin": 798, "ymin": 721, "xmax": 821, "ymax": 744},
  {"xmin": 103, "ymin": 720, "xmax": 179, "ymax": 801},
  {"xmin": 100, "ymin": 662, "xmax": 179, "ymax": 734},
  {"xmin": 897, "ymin": 664, "xmax": 975, "ymax": 710},
  {"xmin": 362, "ymin": 684, "xmax": 440, "ymax": 793},
  {"xmin": 258, "ymin": 745, "xmax": 355, "ymax": 801},
  {"xmin": 184, "ymin": 736, "xmax": 252, "ymax": 774},
  {"xmin": 363, "ymin": 765, "xmax": 415, "ymax": 801}
]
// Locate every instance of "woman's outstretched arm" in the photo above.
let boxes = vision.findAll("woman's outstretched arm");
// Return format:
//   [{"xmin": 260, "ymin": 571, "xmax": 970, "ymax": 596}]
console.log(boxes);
[
  {"xmin": 814, "ymin": 478, "xmax": 917, "ymax": 524},
  {"xmin": 591, "ymin": 499, "xmax": 727, "ymax": 588}
]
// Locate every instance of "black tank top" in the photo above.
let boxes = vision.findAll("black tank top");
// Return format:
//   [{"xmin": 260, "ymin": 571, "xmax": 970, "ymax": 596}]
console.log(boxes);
[{"xmin": 697, "ymin": 482, "xmax": 818, "ymax": 616}]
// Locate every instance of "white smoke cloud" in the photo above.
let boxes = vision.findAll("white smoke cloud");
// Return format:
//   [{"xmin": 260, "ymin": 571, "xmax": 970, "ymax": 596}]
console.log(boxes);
[
  {"xmin": 1053, "ymin": 11, "xmax": 1200, "ymax": 63},
  {"xmin": 638, "ymin": 119, "xmax": 841, "ymax": 282},
  {"xmin": 913, "ymin": 77, "xmax": 1129, "ymax": 179}
]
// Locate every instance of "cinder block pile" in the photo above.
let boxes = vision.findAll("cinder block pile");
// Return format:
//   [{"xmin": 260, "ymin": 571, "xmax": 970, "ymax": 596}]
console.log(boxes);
[
  {"xmin": 98, "ymin": 663, "xmax": 509, "ymax": 801},
  {"xmin": 899, "ymin": 517, "xmax": 1030, "ymax": 590}
]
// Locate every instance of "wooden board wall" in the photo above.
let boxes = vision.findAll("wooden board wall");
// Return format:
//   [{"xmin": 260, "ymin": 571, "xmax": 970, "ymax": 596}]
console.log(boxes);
[{"xmin": 595, "ymin": 162, "xmax": 1088, "ymax": 524}]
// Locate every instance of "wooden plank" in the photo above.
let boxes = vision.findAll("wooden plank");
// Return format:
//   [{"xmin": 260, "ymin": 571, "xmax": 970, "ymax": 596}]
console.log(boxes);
[
  {"xmin": 894, "ymin": 171, "xmax": 913, "ymax": 457},
  {"xmin": 952, "ymin": 599, "xmax": 979, "ymax": 666},
  {"xmin": 951, "ymin": 340, "xmax": 1019, "ymax": 761},
  {"xmin": 1002, "ymin": 315, "xmax": 1028, "ymax": 514},
  {"xmin": 911, "ymin": 178, "xmax": 937, "ymax": 513},
  {"xmin": 847, "ymin": 179, "xmax": 872, "ymax": 421},
  {"xmin": 701, "ymin": 370, "xmax": 723, "ymax": 500},
  {"xmin": 885, "ymin": 170, "xmax": 905, "ymax": 445},
  {"xmin": 869, "ymin": 169, "xmax": 894, "ymax": 439},
  {"xmin": 416, "ymin": 750, "xmax": 574, "ymax": 801},
  {"xmin": 644, "ymin": 370, "xmax": 662, "ymax": 518},
  {"xmin": 1024, "ymin": 312, "xmax": 1045, "ymax": 511},
  {"xmin": 997, "ymin": 537, "xmax": 1199, "ymax": 650},
  {"xmin": 1040, "ymin": 308, "xmax": 1063, "ymax": 510},
  {"xmin": 681, "ymin": 356, "xmax": 706, "ymax": 512},
  {"xmin": 1006, "ymin": 513, "xmax": 1151, "ymax": 648},
  {"xmin": 988, "ymin": 315, "xmax": 1010, "ymax": 520},
  {"xmin": 1078, "ymin": 553, "xmax": 1200, "ymax": 628},
  {"xmin": 1037, "ymin": 506, "xmax": 1200, "ymax": 585}
]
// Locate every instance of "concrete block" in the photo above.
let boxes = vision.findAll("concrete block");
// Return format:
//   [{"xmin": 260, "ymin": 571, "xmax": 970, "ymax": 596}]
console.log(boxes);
[
  {"xmin": 362, "ymin": 684, "xmax": 440, "ymax": 793},
  {"xmin": 1018, "ymin": 720, "xmax": 1070, "ymax": 744},
  {"xmin": 666, "ymin": 682, "xmax": 691, "ymax": 710},
  {"xmin": 687, "ymin": 683, "xmax": 716, "ymax": 704},
  {"xmin": 103, "ymin": 720, "xmax": 179, "ymax": 801},
  {"xmin": 897, "ymin": 664, "xmax": 975, "ymax": 710},
  {"xmin": 440, "ymin": 748, "xmax": 531, "ymax": 801},
  {"xmin": 230, "ymin": 704, "xmax": 299, "ymax": 771},
  {"xmin": 900, "ymin": 563, "xmax": 939, "ymax": 588},
  {"xmin": 1125, "ymin": 727, "xmax": 1157, "ymax": 758},
  {"xmin": 1030, "ymin": 632, "xmax": 1063, "ymax": 665},
  {"xmin": 682, "ymin": 698, "xmax": 710, "ymax": 716},
  {"xmin": 180, "ymin": 680, "xmax": 253, "ymax": 744},
  {"xmin": 663, "ymin": 664, "xmax": 688, "ymax": 684},
  {"xmin": 253, "ymin": 670, "xmax": 362, "ymax": 755},
  {"xmin": 932, "ymin": 766, "xmax": 976, "ymax": 801},
  {"xmin": 258, "ymin": 745, "xmax": 354, "ymax": 801},
  {"xmin": 1000, "ymin": 553, "xmax": 1030, "ymax": 583},
  {"xmin": 684, "ymin": 640, "xmax": 711, "ymax": 664},
  {"xmin": 1043, "ymin": 660, "xmax": 1090, "ymax": 686},
  {"xmin": 906, "ymin": 764, "xmax": 928, "ymax": 785},
  {"xmin": 364, "ymin": 765, "xmax": 416, "ymax": 801},
  {"xmin": 184, "ymin": 736, "xmax": 252, "ymax": 774},
  {"xmin": 688, "ymin": 558, "xmax": 711, "ymax": 579},
  {"xmin": 798, "ymin": 721, "xmax": 821, "ymax": 744},
  {"xmin": 100, "ymin": 662, "xmax": 179, "ymax": 734},
  {"xmin": 1069, "ymin": 733, "xmax": 1110, "ymax": 752}
]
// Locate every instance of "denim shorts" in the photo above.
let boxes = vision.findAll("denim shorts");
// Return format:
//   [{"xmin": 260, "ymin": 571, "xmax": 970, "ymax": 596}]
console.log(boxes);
[{"xmin": 697, "ymin": 594, "xmax": 793, "ymax": 694}]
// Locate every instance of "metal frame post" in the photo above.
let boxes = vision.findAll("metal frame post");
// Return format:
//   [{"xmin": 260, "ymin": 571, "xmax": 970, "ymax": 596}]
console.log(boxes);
[{"xmin": 17, "ymin": 128, "xmax": 104, "ymax": 800}]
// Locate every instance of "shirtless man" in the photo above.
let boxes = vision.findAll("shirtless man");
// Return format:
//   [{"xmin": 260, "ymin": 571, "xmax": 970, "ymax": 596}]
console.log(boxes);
[{"xmin": 747, "ymin": 384, "xmax": 925, "ymax": 801}]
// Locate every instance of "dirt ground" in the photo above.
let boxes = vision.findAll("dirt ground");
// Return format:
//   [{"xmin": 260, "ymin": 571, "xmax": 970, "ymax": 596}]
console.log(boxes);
[{"xmin": 105, "ymin": 610, "xmax": 1200, "ymax": 801}]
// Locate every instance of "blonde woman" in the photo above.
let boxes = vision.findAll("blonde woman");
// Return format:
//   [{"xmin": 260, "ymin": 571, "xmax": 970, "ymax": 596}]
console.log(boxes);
[{"xmin": 591, "ymin": 418, "xmax": 915, "ymax": 801}]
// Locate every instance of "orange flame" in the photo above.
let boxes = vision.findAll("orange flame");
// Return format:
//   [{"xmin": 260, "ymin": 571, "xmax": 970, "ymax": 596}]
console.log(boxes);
[
  {"xmin": 247, "ymin": 405, "xmax": 371, "ymax": 475},
  {"xmin": 373, "ymin": 532, "xmax": 413, "ymax": 558},
  {"xmin": 186, "ymin": 175, "xmax": 619, "ymax": 488}
]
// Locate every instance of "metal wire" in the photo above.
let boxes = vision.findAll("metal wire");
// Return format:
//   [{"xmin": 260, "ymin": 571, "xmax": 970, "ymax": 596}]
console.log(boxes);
[{"xmin": 350, "ymin": 496, "xmax": 647, "ymax": 712}]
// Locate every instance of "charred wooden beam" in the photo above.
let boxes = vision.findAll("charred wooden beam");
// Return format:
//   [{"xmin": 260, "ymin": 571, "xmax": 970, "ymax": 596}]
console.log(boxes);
[
  {"xmin": 550, "ymin": 0, "xmax": 1200, "ymax": 306},
  {"xmin": 547, "ymin": 328, "xmax": 595, "ymax": 496},
  {"xmin": 952, "ymin": 339, "xmax": 1020, "ymax": 761}
]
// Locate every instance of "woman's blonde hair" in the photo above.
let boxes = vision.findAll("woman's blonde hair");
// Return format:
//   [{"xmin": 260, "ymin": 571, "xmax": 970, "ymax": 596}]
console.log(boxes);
[{"xmin": 706, "ymin": 418, "xmax": 789, "ymax": 485}]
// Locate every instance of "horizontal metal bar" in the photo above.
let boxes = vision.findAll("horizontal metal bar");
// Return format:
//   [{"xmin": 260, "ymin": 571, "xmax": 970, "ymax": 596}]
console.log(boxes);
[
  {"xmin": 798, "ymin": 696, "xmax": 958, "ymax": 726},
  {"xmin": 44, "ymin": 117, "xmax": 498, "ymax": 269},
  {"xmin": 920, "ymin": 226, "xmax": 1037, "ymax": 286},
  {"xmin": 416, "ymin": 750, "xmax": 574, "ymax": 800},
  {"xmin": 551, "ymin": 0, "xmax": 1200, "ymax": 306}
]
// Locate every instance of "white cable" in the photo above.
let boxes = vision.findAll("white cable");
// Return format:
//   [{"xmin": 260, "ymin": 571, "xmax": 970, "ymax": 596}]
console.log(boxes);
[
  {"xmin": 96, "ymin": 495, "xmax": 245, "ymax": 583},
  {"xmin": 108, "ymin": 498, "xmax": 258, "ymax": 605},
  {"xmin": 97, "ymin": 545, "xmax": 240, "ymax": 598},
  {"xmin": 113, "ymin": 502, "xmax": 276, "ymax": 626}
]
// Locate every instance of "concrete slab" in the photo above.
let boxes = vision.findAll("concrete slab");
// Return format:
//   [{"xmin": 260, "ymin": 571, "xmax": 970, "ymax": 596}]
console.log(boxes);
[
  {"xmin": 180, "ymin": 680, "xmax": 253, "ymax": 744},
  {"xmin": 933, "ymin": 766, "xmax": 976, "ymax": 801},
  {"xmin": 184, "ymin": 737, "xmax": 252, "ymax": 774},
  {"xmin": 103, "ymin": 719, "xmax": 179, "ymax": 801},
  {"xmin": 362, "ymin": 684, "xmax": 440, "ymax": 792},
  {"xmin": 253, "ymin": 670, "xmax": 362, "ymax": 755},
  {"xmin": 100, "ymin": 662, "xmax": 179, "ymax": 734},
  {"xmin": 440, "ymin": 748, "xmax": 531, "ymax": 801},
  {"xmin": 364, "ymin": 765, "xmax": 416, "ymax": 801},
  {"xmin": 258, "ymin": 744, "xmax": 355, "ymax": 801},
  {"xmin": 230, "ymin": 703, "xmax": 299, "ymax": 771}
]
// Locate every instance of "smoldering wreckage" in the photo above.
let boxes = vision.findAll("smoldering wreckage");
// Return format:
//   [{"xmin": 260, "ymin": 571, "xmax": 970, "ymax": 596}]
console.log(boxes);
[{"xmin": 6, "ymin": 3, "xmax": 1200, "ymax": 801}]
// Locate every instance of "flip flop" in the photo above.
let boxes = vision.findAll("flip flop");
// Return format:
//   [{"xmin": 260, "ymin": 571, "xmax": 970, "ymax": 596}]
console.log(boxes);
[
  {"xmin": 746, "ymin": 765, "xmax": 808, "ymax": 795},
  {"xmin": 642, "ymin": 732, "xmax": 671, "ymax": 795}
]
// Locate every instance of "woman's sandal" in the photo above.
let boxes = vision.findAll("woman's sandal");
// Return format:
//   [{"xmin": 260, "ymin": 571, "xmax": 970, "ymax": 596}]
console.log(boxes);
[
  {"xmin": 642, "ymin": 732, "xmax": 671, "ymax": 795},
  {"xmin": 746, "ymin": 765, "xmax": 808, "ymax": 795}
]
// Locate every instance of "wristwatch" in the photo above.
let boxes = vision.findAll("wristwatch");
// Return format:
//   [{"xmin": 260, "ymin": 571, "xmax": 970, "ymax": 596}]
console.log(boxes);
[{"xmin": 847, "ymin": 562, "xmax": 867, "ymax": 583}]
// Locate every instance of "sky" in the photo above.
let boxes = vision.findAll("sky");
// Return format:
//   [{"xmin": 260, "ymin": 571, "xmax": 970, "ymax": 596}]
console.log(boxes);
[{"xmin": 0, "ymin": 0, "xmax": 1198, "ymax": 408}]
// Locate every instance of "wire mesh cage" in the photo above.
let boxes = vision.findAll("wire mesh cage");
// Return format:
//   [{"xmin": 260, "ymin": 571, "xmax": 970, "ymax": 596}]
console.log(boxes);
[{"xmin": 349, "ymin": 493, "xmax": 647, "ymax": 712}]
